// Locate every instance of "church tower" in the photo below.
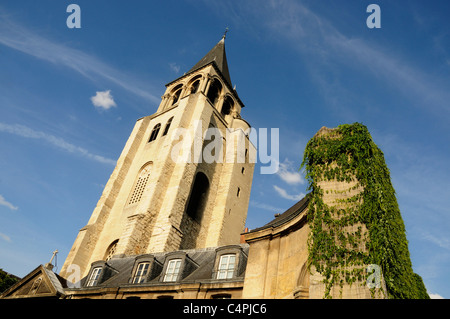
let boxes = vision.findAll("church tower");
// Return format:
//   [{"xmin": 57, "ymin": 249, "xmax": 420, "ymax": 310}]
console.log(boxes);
[{"xmin": 60, "ymin": 36, "xmax": 255, "ymax": 278}]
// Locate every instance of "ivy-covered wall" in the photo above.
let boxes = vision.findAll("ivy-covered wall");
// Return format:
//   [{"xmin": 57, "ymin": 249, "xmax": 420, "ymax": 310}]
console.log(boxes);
[{"xmin": 301, "ymin": 123, "xmax": 429, "ymax": 299}]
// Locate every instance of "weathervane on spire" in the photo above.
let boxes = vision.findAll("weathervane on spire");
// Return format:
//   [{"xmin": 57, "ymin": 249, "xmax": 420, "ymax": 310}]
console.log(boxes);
[{"xmin": 222, "ymin": 27, "xmax": 229, "ymax": 40}]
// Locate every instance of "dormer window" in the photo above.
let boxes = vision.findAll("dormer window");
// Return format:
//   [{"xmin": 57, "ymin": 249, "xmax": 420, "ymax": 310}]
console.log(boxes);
[
  {"xmin": 213, "ymin": 245, "xmax": 247, "ymax": 280},
  {"xmin": 159, "ymin": 252, "xmax": 198, "ymax": 283},
  {"xmin": 84, "ymin": 260, "xmax": 118, "ymax": 287},
  {"xmin": 132, "ymin": 262, "xmax": 150, "ymax": 284},
  {"xmin": 163, "ymin": 259, "xmax": 182, "ymax": 282},
  {"xmin": 129, "ymin": 254, "xmax": 162, "ymax": 284},
  {"xmin": 217, "ymin": 254, "xmax": 236, "ymax": 279},
  {"xmin": 86, "ymin": 267, "xmax": 102, "ymax": 287}
]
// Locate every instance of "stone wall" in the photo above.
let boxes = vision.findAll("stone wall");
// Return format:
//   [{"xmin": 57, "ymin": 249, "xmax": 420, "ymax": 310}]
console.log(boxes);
[
  {"xmin": 242, "ymin": 208, "xmax": 309, "ymax": 299},
  {"xmin": 61, "ymin": 64, "xmax": 254, "ymax": 279}
]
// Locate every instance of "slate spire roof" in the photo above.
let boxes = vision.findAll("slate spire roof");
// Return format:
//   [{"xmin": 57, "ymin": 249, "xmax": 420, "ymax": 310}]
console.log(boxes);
[{"xmin": 188, "ymin": 37, "xmax": 232, "ymax": 87}]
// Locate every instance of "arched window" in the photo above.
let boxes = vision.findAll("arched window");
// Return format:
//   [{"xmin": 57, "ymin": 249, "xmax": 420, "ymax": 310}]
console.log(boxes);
[
  {"xmin": 148, "ymin": 123, "xmax": 161, "ymax": 142},
  {"xmin": 221, "ymin": 96, "xmax": 234, "ymax": 116},
  {"xmin": 294, "ymin": 262, "xmax": 310, "ymax": 299},
  {"xmin": 186, "ymin": 172, "xmax": 210, "ymax": 222},
  {"xmin": 104, "ymin": 239, "xmax": 119, "ymax": 261},
  {"xmin": 172, "ymin": 89, "xmax": 182, "ymax": 106},
  {"xmin": 128, "ymin": 162, "xmax": 152, "ymax": 205},
  {"xmin": 162, "ymin": 117, "xmax": 174, "ymax": 136},
  {"xmin": 171, "ymin": 84, "xmax": 183, "ymax": 106},
  {"xmin": 190, "ymin": 79, "xmax": 200, "ymax": 94},
  {"xmin": 188, "ymin": 75, "xmax": 202, "ymax": 94},
  {"xmin": 206, "ymin": 79, "xmax": 222, "ymax": 107}
]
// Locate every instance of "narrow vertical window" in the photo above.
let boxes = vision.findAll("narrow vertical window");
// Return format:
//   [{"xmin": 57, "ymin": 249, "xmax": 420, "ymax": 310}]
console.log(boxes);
[
  {"xmin": 149, "ymin": 123, "xmax": 161, "ymax": 142},
  {"xmin": 221, "ymin": 96, "xmax": 233, "ymax": 116},
  {"xmin": 129, "ymin": 163, "xmax": 152, "ymax": 205},
  {"xmin": 217, "ymin": 254, "xmax": 236, "ymax": 279},
  {"xmin": 169, "ymin": 84, "xmax": 183, "ymax": 107},
  {"xmin": 86, "ymin": 267, "xmax": 102, "ymax": 287},
  {"xmin": 206, "ymin": 79, "xmax": 222, "ymax": 107},
  {"xmin": 190, "ymin": 79, "xmax": 200, "ymax": 94},
  {"xmin": 237, "ymin": 187, "xmax": 241, "ymax": 197},
  {"xmin": 132, "ymin": 262, "xmax": 150, "ymax": 284},
  {"xmin": 164, "ymin": 259, "xmax": 182, "ymax": 282},
  {"xmin": 162, "ymin": 117, "xmax": 174, "ymax": 136},
  {"xmin": 172, "ymin": 89, "xmax": 182, "ymax": 106},
  {"xmin": 186, "ymin": 172, "xmax": 210, "ymax": 222}
]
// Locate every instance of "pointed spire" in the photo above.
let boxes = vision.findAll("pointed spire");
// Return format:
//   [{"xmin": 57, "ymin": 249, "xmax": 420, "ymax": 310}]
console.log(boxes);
[
  {"xmin": 188, "ymin": 33, "xmax": 232, "ymax": 87},
  {"xmin": 222, "ymin": 27, "xmax": 229, "ymax": 40}
]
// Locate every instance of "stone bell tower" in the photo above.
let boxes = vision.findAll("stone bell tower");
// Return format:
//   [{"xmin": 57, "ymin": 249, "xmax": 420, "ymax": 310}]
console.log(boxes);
[{"xmin": 60, "ymin": 36, "xmax": 255, "ymax": 278}]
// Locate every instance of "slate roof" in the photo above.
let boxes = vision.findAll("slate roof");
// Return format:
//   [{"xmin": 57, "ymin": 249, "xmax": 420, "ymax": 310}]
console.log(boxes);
[
  {"xmin": 248, "ymin": 194, "xmax": 310, "ymax": 233},
  {"xmin": 43, "ymin": 267, "xmax": 67, "ymax": 296},
  {"xmin": 0, "ymin": 264, "xmax": 67, "ymax": 298},
  {"xmin": 77, "ymin": 244, "xmax": 249, "ymax": 289},
  {"xmin": 188, "ymin": 38, "xmax": 232, "ymax": 87}
]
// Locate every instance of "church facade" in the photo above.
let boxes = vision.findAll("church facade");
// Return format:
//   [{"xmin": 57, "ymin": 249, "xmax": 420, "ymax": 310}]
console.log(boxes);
[{"xmin": 1, "ymin": 37, "xmax": 389, "ymax": 299}]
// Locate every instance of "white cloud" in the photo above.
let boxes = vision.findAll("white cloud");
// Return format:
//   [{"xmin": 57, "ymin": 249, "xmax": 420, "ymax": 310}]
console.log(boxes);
[
  {"xmin": 205, "ymin": 0, "xmax": 450, "ymax": 119},
  {"xmin": 421, "ymin": 232, "xmax": 450, "ymax": 251},
  {"xmin": 0, "ymin": 195, "xmax": 18, "ymax": 211},
  {"xmin": 91, "ymin": 90, "xmax": 117, "ymax": 110},
  {"xmin": 249, "ymin": 200, "xmax": 283, "ymax": 213},
  {"xmin": 169, "ymin": 62, "xmax": 180, "ymax": 73},
  {"xmin": 0, "ymin": 122, "xmax": 116, "ymax": 166},
  {"xmin": 429, "ymin": 293, "xmax": 445, "ymax": 299},
  {"xmin": 277, "ymin": 159, "xmax": 304, "ymax": 185},
  {"xmin": 273, "ymin": 185, "xmax": 305, "ymax": 201},
  {"xmin": 0, "ymin": 232, "xmax": 11, "ymax": 242},
  {"xmin": 0, "ymin": 14, "xmax": 160, "ymax": 105}
]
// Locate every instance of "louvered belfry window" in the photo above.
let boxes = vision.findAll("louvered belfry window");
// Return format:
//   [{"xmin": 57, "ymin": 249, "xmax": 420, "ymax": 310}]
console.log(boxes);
[{"xmin": 129, "ymin": 163, "xmax": 152, "ymax": 205}]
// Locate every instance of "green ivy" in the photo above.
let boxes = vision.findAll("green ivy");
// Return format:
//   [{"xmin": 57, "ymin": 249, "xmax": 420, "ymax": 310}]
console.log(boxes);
[{"xmin": 301, "ymin": 123, "xmax": 429, "ymax": 299}]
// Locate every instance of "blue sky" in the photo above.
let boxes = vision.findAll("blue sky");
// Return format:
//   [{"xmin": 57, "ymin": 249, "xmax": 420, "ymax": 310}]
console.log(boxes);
[{"xmin": 0, "ymin": 1, "xmax": 448, "ymax": 299}]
